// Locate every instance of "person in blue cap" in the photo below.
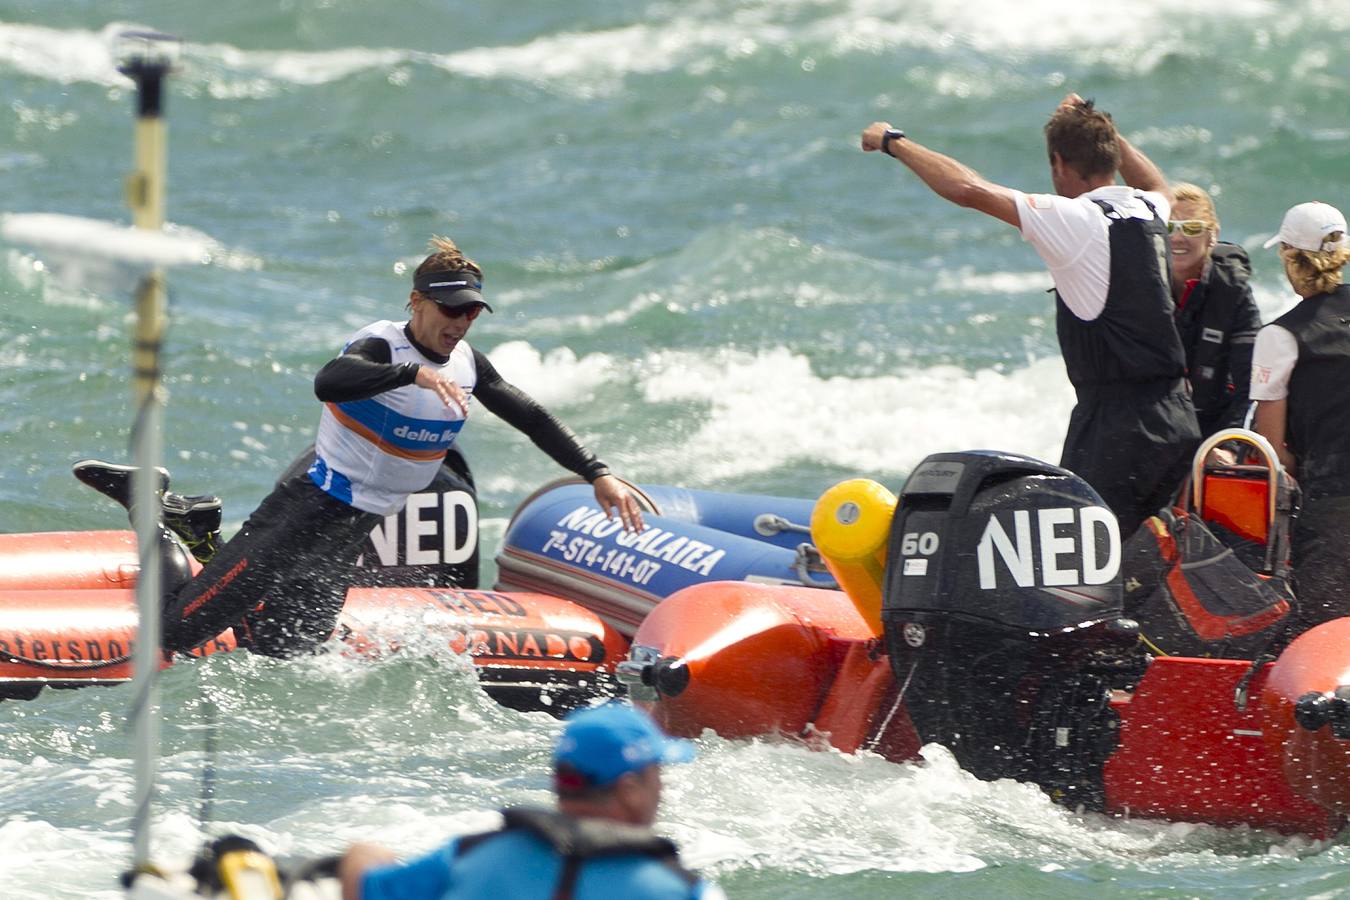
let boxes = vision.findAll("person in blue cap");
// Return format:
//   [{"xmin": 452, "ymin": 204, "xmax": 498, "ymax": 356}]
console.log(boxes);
[{"xmin": 338, "ymin": 702, "xmax": 724, "ymax": 900}]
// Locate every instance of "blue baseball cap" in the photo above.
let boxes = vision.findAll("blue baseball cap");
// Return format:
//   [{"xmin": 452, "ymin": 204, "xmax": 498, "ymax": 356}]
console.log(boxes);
[{"xmin": 553, "ymin": 703, "xmax": 695, "ymax": 790}]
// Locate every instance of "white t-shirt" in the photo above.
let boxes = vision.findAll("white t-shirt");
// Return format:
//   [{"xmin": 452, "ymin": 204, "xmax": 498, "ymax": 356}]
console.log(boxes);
[
  {"xmin": 1249, "ymin": 323, "xmax": 1299, "ymax": 401},
  {"xmin": 1013, "ymin": 185, "xmax": 1171, "ymax": 321}
]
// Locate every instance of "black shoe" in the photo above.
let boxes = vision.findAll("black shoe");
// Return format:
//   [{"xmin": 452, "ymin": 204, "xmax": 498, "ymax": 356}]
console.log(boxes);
[
  {"xmin": 163, "ymin": 491, "xmax": 223, "ymax": 564},
  {"xmin": 73, "ymin": 459, "xmax": 170, "ymax": 511}
]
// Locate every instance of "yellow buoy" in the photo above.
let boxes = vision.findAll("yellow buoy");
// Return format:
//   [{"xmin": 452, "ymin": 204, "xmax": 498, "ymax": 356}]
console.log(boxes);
[{"xmin": 809, "ymin": 479, "xmax": 898, "ymax": 636}]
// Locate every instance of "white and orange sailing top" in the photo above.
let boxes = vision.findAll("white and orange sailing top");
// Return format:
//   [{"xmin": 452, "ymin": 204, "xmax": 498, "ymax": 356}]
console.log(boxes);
[{"xmin": 310, "ymin": 320, "xmax": 476, "ymax": 515}]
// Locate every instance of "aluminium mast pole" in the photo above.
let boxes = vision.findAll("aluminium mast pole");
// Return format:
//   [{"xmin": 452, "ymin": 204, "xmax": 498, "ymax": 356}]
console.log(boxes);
[{"xmin": 117, "ymin": 30, "xmax": 178, "ymax": 871}]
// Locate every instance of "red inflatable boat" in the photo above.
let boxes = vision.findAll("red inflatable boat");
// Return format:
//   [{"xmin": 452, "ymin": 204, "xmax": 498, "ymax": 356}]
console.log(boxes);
[{"xmin": 616, "ymin": 432, "xmax": 1350, "ymax": 837}]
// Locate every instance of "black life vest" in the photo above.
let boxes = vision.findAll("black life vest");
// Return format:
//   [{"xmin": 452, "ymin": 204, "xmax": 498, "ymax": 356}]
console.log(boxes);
[
  {"xmin": 1175, "ymin": 243, "xmax": 1262, "ymax": 435},
  {"xmin": 1272, "ymin": 284, "xmax": 1350, "ymax": 499},
  {"xmin": 1055, "ymin": 196, "xmax": 1188, "ymax": 390},
  {"xmin": 454, "ymin": 806, "xmax": 700, "ymax": 900}
]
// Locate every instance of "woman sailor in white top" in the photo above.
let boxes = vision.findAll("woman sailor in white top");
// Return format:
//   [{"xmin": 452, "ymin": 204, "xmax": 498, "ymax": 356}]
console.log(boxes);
[
  {"xmin": 89, "ymin": 236, "xmax": 645, "ymax": 657},
  {"xmin": 1250, "ymin": 202, "xmax": 1350, "ymax": 632}
]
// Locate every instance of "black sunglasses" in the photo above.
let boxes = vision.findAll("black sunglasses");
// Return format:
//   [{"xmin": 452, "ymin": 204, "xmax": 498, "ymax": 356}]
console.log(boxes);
[{"xmin": 419, "ymin": 294, "xmax": 483, "ymax": 321}]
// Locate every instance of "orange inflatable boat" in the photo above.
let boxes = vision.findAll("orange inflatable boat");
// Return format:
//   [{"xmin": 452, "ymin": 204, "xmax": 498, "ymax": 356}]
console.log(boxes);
[
  {"xmin": 0, "ymin": 529, "xmax": 627, "ymax": 712},
  {"xmin": 0, "ymin": 465, "xmax": 828, "ymax": 711}
]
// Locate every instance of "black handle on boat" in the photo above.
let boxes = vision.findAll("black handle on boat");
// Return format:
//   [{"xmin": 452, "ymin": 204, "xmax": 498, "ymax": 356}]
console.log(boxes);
[
  {"xmin": 1294, "ymin": 688, "xmax": 1350, "ymax": 740},
  {"xmin": 649, "ymin": 657, "xmax": 690, "ymax": 697},
  {"xmin": 616, "ymin": 654, "xmax": 690, "ymax": 699}
]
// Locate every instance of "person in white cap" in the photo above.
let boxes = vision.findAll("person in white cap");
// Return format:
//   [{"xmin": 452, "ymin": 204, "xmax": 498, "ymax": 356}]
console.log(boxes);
[
  {"xmin": 338, "ymin": 702, "xmax": 724, "ymax": 900},
  {"xmin": 1251, "ymin": 201, "xmax": 1350, "ymax": 630}
]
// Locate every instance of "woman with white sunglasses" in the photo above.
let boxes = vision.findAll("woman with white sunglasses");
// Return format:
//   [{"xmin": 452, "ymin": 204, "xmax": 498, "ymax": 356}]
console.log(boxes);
[{"xmin": 1167, "ymin": 183, "xmax": 1263, "ymax": 438}]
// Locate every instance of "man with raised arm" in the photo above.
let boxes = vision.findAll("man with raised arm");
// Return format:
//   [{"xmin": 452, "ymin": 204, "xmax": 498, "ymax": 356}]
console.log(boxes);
[{"xmin": 861, "ymin": 94, "xmax": 1200, "ymax": 536}]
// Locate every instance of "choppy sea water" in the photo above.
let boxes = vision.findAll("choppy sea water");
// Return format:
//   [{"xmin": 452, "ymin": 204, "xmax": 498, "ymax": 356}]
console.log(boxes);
[{"xmin": 2, "ymin": 0, "xmax": 1350, "ymax": 896}]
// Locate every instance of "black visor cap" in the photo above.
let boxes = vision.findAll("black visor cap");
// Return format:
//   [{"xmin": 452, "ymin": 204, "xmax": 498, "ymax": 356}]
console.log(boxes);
[{"xmin": 414, "ymin": 269, "xmax": 493, "ymax": 313}]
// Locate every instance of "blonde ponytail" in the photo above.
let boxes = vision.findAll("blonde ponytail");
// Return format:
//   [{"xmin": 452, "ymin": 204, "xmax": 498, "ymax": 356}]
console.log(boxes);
[{"xmin": 1280, "ymin": 238, "xmax": 1350, "ymax": 296}]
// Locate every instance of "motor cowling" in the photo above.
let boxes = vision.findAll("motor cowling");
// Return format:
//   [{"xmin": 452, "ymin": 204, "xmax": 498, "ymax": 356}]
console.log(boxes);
[{"xmin": 881, "ymin": 450, "xmax": 1143, "ymax": 808}]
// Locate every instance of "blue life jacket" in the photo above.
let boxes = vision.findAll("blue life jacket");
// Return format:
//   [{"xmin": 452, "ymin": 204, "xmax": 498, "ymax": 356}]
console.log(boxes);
[{"xmin": 361, "ymin": 806, "xmax": 715, "ymax": 900}]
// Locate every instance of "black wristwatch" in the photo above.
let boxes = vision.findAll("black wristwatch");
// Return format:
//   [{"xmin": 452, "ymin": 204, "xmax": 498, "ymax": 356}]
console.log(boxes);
[{"xmin": 881, "ymin": 127, "xmax": 906, "ymax": 157}]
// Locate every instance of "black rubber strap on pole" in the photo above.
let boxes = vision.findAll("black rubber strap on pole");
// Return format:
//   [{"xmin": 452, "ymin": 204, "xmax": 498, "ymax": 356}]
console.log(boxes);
[{"xmin": 135, "ymin": 68, "xmax": 165, "ymax": 118}]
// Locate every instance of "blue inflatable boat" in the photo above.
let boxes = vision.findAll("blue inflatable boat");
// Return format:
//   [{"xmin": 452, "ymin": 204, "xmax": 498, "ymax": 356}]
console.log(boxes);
[{"xmin": 494, "ymin": 479, "xmax": 836, "ymax": 635}]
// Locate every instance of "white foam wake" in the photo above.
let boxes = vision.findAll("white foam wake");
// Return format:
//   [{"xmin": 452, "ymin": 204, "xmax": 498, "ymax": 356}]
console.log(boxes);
[
  {"xmin": 483, "ymin": 341, "xmax": 618, "ymax": 408},
  {"xmin": 638, "ymin": 347, "xmax": 1074, "ymax": 481},
  {"xmin": 814, "ymin": 0, "xmax": 1277, "ymax": 56},
  {"xmin": 0, "ymin": 1, "xmax": 1296, "ymax": 97},
  {"xmin": 482, "ymin": 340, "xmax": 1074, "ymax": 484},
  {"xmin": 0, "ymin": 21, "xmax": 130, "ymax": 86}
]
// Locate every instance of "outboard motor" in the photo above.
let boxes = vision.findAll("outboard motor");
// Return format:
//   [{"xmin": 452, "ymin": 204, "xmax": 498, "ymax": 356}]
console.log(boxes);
[{"xmin": 881, "ymin": 450, "xmax": 1144, "ymax": 809}]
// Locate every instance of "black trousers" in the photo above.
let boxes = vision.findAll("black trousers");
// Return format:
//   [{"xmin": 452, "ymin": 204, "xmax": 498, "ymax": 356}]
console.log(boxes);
[
  {"xmin": 1060, "ymin": 385, "xmax": 1201, "ymax": 538},
  {"xmin": 162, "ymin": 472, "xmax": 381, "ymax": 657},
  {"xmin": 1289, "ymin": 494, "xmax": 1350, "ymax": 632}
]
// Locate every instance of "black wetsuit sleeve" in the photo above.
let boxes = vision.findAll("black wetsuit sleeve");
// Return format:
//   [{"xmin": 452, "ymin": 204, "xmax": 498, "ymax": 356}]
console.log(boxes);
[
  {"xmin": 471, "ymin": 349, "xmax": 612, "ymax": 483},
  {"xmin": 1222, "ymin": 288, "xmax": 1263, "ymax": 429},
  {"xmin": 314, "ymin": 336, "xmax": 421, "ymax": 403}
]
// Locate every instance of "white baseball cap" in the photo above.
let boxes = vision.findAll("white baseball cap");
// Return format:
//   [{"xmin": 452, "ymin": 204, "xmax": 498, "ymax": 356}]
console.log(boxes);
[{"xmin": 1263, "ymin": 201, "xmax": 1347, "ymax": 252}]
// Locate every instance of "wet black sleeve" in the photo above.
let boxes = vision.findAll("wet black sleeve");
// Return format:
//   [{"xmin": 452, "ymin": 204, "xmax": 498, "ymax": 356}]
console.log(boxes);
[
  {"xmin": 1220, "ymin": 287, "xmax": 1263, "ymax": 429},
  {"xmin": 471, "ymin": 349, "xmax": 611, "ymax": 483},
  {"xmin": 313, "ymin": 336, "xmax": 421, "ymax": 403}
]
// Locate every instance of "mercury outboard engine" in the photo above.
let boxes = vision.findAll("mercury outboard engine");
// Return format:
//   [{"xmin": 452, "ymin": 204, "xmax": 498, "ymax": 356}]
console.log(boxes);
[{"xmin": 881, "ymin": 450, "xmax": 1144, "ymax": 809}]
